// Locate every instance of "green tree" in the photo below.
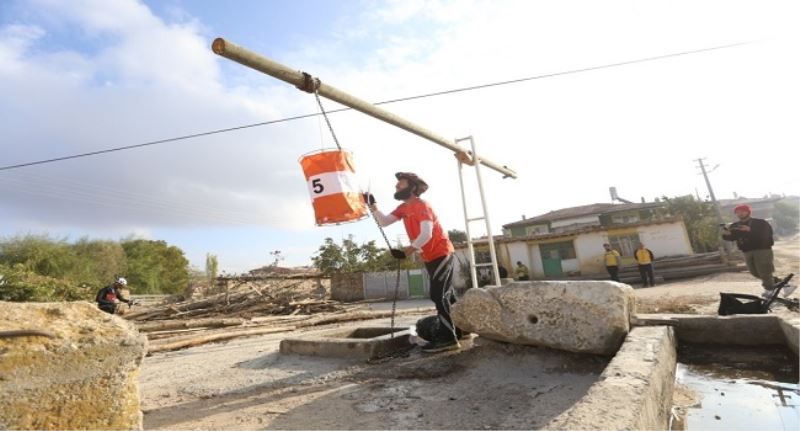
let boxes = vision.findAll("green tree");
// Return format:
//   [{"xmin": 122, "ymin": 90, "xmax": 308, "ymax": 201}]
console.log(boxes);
[
  {"xmin": 661, "ymin": 195, "xmax": 720, "ymax": 252},
  {"xmin": 311, "ymin": 236, "xmax": 415, "ymax": 275},
  {"xmin": 122, "ymin": 239, "xmax": 189, "ymax": 294},
  {"xmin": 448, "ymin": 229, "xmax": 467, "ymax": 243},
  {"xmin": 0, "ymin": 263, "xmax": 87, "ymax": 302},
  {"xmin": 774, "ymin": 199, "xmax": 800, "ymax": 236},
  {"xmin": 70, "ymin": 238, "xmax": 127, "ymax": 288},
  {"xmin": 0, "ymin": 235, "xmax": 78, "ymax": 279}
]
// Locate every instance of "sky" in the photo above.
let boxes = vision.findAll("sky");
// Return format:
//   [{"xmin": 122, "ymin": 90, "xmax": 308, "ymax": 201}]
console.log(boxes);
[{"xmin": 1, "ymin": 0, "xmax": 798, "ymax": 273}]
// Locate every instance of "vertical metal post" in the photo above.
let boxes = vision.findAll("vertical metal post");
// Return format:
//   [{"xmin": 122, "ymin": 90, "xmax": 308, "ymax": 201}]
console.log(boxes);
[
  {"xmin": 457, "ymin": 160, "xmax": 479, "ymax": 290},
  {"xmin": 467, "ymin": 137, "xmax": 501, "ymax": 286},
  {"xmin": 456, "ymin": 137, "xmax": 501, "ymax": 288}
]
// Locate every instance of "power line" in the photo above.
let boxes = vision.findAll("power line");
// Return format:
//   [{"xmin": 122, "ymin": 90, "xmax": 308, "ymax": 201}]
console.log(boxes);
[{"xmin": 0, "ymin": 41, "xmax": 754, "ymax": 172}]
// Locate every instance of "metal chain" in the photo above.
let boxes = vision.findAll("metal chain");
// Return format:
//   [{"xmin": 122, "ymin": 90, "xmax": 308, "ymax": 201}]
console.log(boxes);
[
  {"xmin": 390, "ymin": 266, "xmax": 400, "ymax": 338},
  {"xmin": 312, "ymin": 80, "xmax": 402, "ymax": 339},
  {"xmin": 364, "ymin": 199, "xmax": 402, "ymax": 339},
  {"xmin": 313, "ymin": 80, "xmax": 342, "ymax": 151}
]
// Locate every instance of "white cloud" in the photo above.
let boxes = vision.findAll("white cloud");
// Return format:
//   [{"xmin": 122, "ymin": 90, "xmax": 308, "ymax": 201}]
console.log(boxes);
[
  {"xmin": 1, "ymin": 0, "xmax": 798, "ymax": 270},
  {"xmin": 0, "ymin": 0, "xmax": 319, "ymax": 233}
]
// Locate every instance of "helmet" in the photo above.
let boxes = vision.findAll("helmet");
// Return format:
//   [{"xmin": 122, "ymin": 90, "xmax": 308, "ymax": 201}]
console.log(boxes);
[
  {"xmin": 115, "ymin": 277, "xmax": 128, "ymax": 286},
  {"xmin": 395, "ymin": 172, "xmax": 429, "ymax": 195},
  {"xmin": 733, "ymin": 204, "xmax": 752, "ymax": 214}
]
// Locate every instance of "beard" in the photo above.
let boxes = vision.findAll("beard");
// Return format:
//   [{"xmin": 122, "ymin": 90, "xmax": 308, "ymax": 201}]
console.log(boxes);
[{"xmin": 394, "ymin": 186, "xmax": 414, "ymax": 201}]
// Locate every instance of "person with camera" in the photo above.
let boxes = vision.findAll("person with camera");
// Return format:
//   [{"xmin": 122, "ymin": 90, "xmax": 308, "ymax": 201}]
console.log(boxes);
[
  {"xmin": 721, "ymin": 204, "xmax": 794, "ymax": 298},
  {"xmin": 95, "ymin": 277, "xmax": 134, "ymax": 315}
]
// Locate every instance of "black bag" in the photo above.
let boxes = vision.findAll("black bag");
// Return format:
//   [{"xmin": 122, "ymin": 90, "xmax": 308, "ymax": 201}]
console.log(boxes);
[
  {"xmin": 718, "ymin": 273, "xmax": 796, "ymax": 315},
  {"xmin": 718, "ymin": 293, "xmax": 766, "ymax": 315},
  {"xmin": 416, "ymin": 315, "xmax": 466, "ymax": 342}
]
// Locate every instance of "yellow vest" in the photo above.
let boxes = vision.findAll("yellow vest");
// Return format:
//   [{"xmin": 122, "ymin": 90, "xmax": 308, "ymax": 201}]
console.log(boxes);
[
  {"xmin": 604, "ymin": 250, "xmax": 620, "ymax": 266},
  {"xmin": 635, "ymin": 249, "xmax": 652, "ymax": 264}
]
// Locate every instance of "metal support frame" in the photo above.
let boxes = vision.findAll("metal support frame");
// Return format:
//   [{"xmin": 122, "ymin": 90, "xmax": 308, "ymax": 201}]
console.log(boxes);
[{"xmin": 457, "ymin": 137, "xmax": 501, "ymax": 289}]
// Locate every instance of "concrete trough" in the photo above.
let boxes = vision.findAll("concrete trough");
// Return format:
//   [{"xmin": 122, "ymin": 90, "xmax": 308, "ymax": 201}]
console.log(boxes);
[
  {"xmin": 547, "ymin": 313, "xmax": 799, "ymax": 430},
  {"xmin": 279, "ymin": 326, "xmax": 412, "ymax": 361}
]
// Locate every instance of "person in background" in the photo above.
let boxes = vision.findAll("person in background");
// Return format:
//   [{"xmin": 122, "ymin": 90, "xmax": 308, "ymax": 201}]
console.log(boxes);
[
  {"xmin": 95, "ymin": 277, "xmax": 132, "ymax": 314},
  {"xmin": 603, "ymin": 243, "xmax": 622, "ymax": 282},
  {"xmin": 515, "ymin": 261, "xmax": 530, "ymax": 281},
  {"xmin": 722, "ymin": 203, "xmax": 796, "ymax": 298},
  {"xmin": 634, "ymin": 243, "xmax": 656, "ymax": 287}
]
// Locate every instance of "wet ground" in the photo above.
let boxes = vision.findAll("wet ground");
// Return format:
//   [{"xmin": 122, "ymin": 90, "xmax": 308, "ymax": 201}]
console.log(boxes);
[{"xmin": 671, "ymin": 344, "xmax": 799, "ymax": 431}]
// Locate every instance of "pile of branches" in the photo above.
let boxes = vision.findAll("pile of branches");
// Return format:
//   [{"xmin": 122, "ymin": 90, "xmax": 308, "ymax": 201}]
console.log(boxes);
[
  {"xmin": 124, "ymin": 280, "xmax": 340, "ymax": 322},
  {"xmin": 124, "ymin": 279, "xmax": 436, "ymax": 355}
]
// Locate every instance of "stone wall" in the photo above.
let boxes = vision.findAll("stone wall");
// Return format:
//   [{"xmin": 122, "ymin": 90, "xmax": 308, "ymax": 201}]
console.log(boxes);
[{"xmin": 0, "ymin": 301, "xmax": 147, "ymax": 430}]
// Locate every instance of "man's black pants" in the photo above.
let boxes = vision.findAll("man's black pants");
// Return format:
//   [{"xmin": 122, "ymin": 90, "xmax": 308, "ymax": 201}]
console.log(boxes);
[
  {"xmin": 638, "ymin": 264, "xmax": 655, "ymax": 287},
  {"xmin": 606, "ymin": 265, "xmax": 620, "ymax": 282},
  {"xmin": 425, "ymin": 254, "xmax": 458, "ymax": 342}
]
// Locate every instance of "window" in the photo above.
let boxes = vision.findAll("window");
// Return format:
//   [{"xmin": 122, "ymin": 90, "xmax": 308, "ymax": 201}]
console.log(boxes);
[
  {"xmin": 611, "ymin": 214, "xmax": 640, "ymax": 224},
  {"xmin": 608, "ymin": 233, "xmax": 641, "ymax": 257},
  {"xmin": 539, "ymin": 241, "xmax": 576, "ymax": 260},
  {"xmin": 525, "ymin": 225, "xmax": 548, "ymax": 236},
  {"xmin": 475, "ymin": 249, "xmax": 491, "ymax": 264}
]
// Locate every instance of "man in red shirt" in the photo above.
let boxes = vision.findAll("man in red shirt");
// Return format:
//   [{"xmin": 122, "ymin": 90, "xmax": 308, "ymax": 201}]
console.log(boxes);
[{"xmin": 367, "ymin": 172, "xmax": 459, "ymax": 352}]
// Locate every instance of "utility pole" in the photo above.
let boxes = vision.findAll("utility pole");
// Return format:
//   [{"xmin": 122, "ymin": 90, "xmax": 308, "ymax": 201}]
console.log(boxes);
[
  {"xmin": 695, "ymin": 158, "xmax": 723, "ymax": 224},
  {"xmin": 695, "ymin": 158, "xmax": 730, "ymax": 257}
]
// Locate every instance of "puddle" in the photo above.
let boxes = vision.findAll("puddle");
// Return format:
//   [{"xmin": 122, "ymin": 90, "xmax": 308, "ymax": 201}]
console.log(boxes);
[{"xmin": 671, "ymin": 344, "xmax": 799, "ymax": 431}]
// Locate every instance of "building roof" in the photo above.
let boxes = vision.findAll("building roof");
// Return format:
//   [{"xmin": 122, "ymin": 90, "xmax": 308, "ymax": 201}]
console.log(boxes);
[
  {"xmin": 503, "ymin": 202, "xmax": 665, "ymax": 229},
  {"xmin": 460, "ymin": 216, "xmax": 684, "ymax": 249}
]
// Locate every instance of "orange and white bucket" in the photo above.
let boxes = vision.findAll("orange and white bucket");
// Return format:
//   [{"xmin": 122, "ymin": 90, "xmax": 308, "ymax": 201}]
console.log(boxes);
[{"xmin": 299, "ymin": 149, "xmax": 367, "ymax": 225}]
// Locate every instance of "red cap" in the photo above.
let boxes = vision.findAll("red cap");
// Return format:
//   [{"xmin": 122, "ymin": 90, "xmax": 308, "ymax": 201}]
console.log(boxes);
[{"xmin": 734, "ymin": 204, "xmax": 752, "ymax": 214}]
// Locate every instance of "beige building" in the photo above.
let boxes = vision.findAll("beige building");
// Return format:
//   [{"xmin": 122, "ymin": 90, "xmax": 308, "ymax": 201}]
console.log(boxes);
[{"xmin": 454, "ymin": 202, "xmax": 693, "ymax": 287}]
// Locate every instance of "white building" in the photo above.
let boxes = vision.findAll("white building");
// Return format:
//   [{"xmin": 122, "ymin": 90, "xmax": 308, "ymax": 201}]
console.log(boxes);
[{"xmin": 453, "ymin": 202, "xmax": 693, "ymax": 287}]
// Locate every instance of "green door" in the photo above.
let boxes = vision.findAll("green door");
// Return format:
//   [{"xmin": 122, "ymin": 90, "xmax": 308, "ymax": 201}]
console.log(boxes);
[
  {"xmin": 540, "ymin": 247, "xmax": 563, "ymax": 277},
  {"xmin": 408, "ymin": 270, "xmax": 425, "ymax": 298}
]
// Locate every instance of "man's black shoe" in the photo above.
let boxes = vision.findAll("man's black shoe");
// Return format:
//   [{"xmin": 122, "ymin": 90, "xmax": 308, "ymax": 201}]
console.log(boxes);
[{"xmin": 421, "ymin": 339, "xmax": 460, "ymax": 353}]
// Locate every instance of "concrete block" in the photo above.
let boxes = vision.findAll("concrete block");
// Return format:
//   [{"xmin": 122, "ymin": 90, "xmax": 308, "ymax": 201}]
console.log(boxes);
[
  {"xmin": 280, "ymin": 327, "xmax": 411, "ymax": 361},
  {"xmin": 451, "ymin": 281, "xmax": 634, "ymax": 355},
  {"xmin": 661, "ymin": 314, "xmax": 786, "ymax": 346},
  {"xmin": 0, "ymin": 301, "xmax": 147, "ymax": 430},
  {"xmin": 546, "ymin": 326, "xmax": 677, "ymax": 430},
  {"xmin": 778, "ymin": 315, "xmax": 800, "ymax": 356}
]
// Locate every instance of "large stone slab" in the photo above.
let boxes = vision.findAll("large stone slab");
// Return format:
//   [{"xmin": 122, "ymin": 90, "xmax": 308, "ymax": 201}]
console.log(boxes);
[
  {"xmin": 0, "ymin": 301, "xmax": 147, "ymax": 430},
  {"xmin": 451, "ymin": 281, "xmax": 634, "ymax": 355}
]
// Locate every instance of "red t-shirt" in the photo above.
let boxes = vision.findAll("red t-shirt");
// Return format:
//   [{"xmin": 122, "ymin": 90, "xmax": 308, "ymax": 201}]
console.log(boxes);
[{"xmin": 391, "ymin": 198, "xmax": 454, "ymax": 262}]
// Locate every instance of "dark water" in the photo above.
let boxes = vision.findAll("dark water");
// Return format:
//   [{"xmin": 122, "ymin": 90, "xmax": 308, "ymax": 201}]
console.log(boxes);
[{"xmin": 672, "ymin": 344, "xmax": 799, "ymax": 431}]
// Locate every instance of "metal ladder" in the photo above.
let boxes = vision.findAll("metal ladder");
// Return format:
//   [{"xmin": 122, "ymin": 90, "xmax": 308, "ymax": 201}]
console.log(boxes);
[{"xmin": 456, "ymin": 136, "xmax": 501, "ymax": 290}]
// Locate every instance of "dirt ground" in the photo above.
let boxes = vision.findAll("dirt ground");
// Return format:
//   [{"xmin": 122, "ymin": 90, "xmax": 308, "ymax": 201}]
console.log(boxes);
[
  {"xmin": 140, "ymin": 315, "xmax": 608, "ymax": 430},
  {"xmin": 139, "ymin": 236, "xmax": 798, "ymax": 430},
  {"xmin": 636, "ymin": 235, "xmax": 799, "ymax": 314}
]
